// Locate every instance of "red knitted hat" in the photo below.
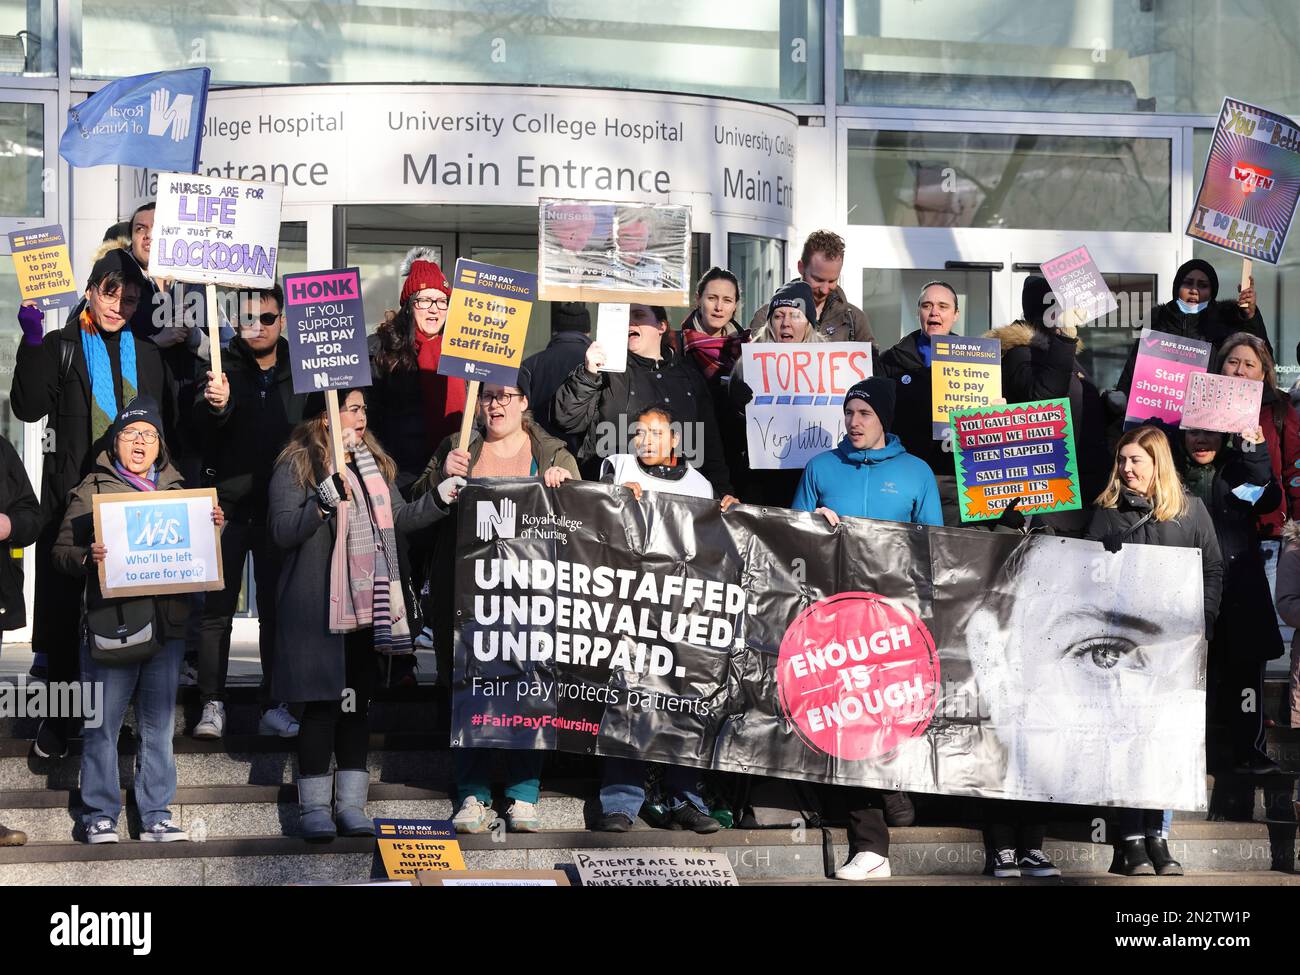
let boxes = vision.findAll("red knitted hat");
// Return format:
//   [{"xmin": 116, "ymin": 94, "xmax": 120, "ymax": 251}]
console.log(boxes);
[{"xmin": 399, "ymin": 247, "xmax": 450, "ymax": 305}]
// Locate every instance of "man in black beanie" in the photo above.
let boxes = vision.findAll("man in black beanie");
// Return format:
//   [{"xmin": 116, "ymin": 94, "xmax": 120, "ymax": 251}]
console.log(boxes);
[{"xmin": 522, "ymin": 302, "xmax": 592, "ymax": 452}]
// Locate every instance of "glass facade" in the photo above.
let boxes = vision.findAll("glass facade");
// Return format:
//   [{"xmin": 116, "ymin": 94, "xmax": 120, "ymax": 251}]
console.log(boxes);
[
  {"xmin": 729, "ymin": 233, "xmax": 786, "ymax": 327},
  {"xmin": 0, "ymin": 102, "xmax": 45, "ymax": 218},
  {"xmin": 0, "ymin": 0, "xmax": 55, "ymax": 76}
]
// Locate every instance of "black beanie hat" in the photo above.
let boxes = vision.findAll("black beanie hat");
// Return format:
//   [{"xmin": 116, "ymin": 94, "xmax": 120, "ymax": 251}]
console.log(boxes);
[
  {"xmin": 111, "ymin": 395, "xmax": 164, "ymax": 441},
  {"xmin": 1021, "ymin": 275, "xmax": 1054, "ymax": 327},
  {"xmin": 768, "ymin": 280, "xmax": 819, "ymax": 328},
  {"xmin": 1172, "ymin": 259, "xmax": 1219, "ymax": 303},
  {"xmin": 551, "ymin": 302, "xmax": 591, "ymax": 334},
  {"xmin": 844, "ymin": 377, "xmax": 896, "ymax": 432},
  {"xmin": 87, "ymin": 243, "xmax": 146, "ymax": 292}
]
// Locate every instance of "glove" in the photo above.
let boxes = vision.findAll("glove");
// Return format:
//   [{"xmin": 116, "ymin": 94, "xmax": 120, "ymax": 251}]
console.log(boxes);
[
  {"xmin": 1101, "ymin": 532, "xmax": 1124, "ymax": 554},
  {"xmin": 733, "ymin": 379, "xmax": 754, "ymax": 407},
  {"xmin": 437, "ymin": 475, "xmax": 466, "ymax": 505},
  {"xmin": 315, "ymin": 472, "xmax": 346, "ymax": 513},
  {"xmin": 18, "ymin": 304, "xmax": 44, "ymax": 346},
  {"xmin": 995, "ymin": 497, "xmax": 1025, "ymax": 532}
]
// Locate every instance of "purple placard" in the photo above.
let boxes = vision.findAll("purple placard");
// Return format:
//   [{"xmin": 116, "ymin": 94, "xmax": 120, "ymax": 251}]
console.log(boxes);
[
  {"xmin": 283, "ymin": 267, "xmax": 373, "ymax": 395},
  {"xmin": 1038, "ymin": 245, "xmax": 1119, "ymax": 327}
]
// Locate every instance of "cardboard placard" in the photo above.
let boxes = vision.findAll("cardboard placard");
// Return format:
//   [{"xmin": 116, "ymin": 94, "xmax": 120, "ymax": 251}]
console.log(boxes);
[
  {"xmin": 1187, "ymin": 97, "xmax": 1300, "ymax": 265},
  {"xmin": 1038, "ymin": 245, "xmax": 1118, "ymax": 328},
  {"xmin": 930, "ymin": 335, "xmax": 1002, "ymax": 439},
  {"xmin": 1124, "ymin": 328, "xmax": 1213, "ymax": 428},
  {"xmin": 8, "ymin": 225, "xmax": 79, "ymax": 310},
  {"xmin": 950, "ymin": 399, "xmax": 1081, "ymax": 522},
  {"xmin": 414, "ymin": 870, "xmax": 571, "ymax": 887},
  {"xmin": 374, "ymin": 819, "xmax": 466, "ymax": 880},
  {"xmin": 1181, "ymin": 373, "xmax": 1264, "ymax": 434},
  {"xmin": 283, "ymin": 267, "xmax": 373, "ymax": 395},
  {"xmin": 148, "ymin": 172, "xmax": 283, "ymax": 288},
  {"xmin": 92, "ymin": 488, "xmax": 224, "ymax": 597},
  {"xmin": 538, "ymin": 199, "xmax": 691, "ymax": 305},
  {"xmin": 594, "ymin": 302, "xmax": 630, "ymax": 373},
  {"xmin": 573, "ymin": 851, "xmax": 738, "ymax": 887},
  {"xmin": 740, "ymin": 342, "xmax": 873, "ymax": 469},
  {"xmin": 438, "ymin": 258, "xmax": 536, "ymax": 386}
]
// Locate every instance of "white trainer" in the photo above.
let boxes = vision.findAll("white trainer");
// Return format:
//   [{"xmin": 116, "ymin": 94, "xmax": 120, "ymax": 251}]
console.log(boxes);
[
  {"xmin": 835, "ymin": 851, "xmax": 892, "ymax": 881},
  {"xmin": 451, "ymin": 796, "xmax": 495, "ymax": 834},
  {"xmin": 193, "ymin": 700, "xmax": 225, "ymax": 740},
  {"xmin": 258, "ymin": 704, "xmax": 300, "ymax": 738}
]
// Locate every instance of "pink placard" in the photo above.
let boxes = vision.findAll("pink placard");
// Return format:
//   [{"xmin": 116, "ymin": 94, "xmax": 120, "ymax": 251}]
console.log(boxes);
[
  {"xmin": 1125, "ymin": 329, "xmax": 1213, "ymax": 427},
  {"xmin": 1180, "ymin": 373, "xmax": 1264, "ymax": 433}
]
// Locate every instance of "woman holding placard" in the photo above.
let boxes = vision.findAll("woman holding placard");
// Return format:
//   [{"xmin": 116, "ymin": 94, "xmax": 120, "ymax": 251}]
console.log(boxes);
[
  {"xmin": 268, "ymin": 388, "xmax": 462, "ymax": 841},
  {"xmin": 52, "ymin": 396, "xmax": 224, "ymax": 844}
]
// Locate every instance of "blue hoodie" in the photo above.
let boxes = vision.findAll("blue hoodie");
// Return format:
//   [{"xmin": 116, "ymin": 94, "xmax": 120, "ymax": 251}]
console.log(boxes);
[{"xmin": 792, "ymin": 433, "xmax": 942, "ymax": 526}]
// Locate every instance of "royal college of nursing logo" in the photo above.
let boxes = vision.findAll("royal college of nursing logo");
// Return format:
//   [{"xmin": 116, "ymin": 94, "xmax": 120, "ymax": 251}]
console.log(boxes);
[
  {"xmin": 148, "ymin": 88, "xmax": 194, "ymax": 142},
  {"xmin": 475, "ymin": 499, "xmax": 517, "ymax": 541}
]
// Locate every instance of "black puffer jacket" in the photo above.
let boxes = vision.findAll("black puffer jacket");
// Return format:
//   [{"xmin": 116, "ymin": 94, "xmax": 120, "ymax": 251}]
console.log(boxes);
[
  {"xmin": 1086, "ymin": 488, "xmax": 1224, "ymax": 633},
  {"xmin": 0, "ymin": 437, "xmax": 40, "ymax": 630},
  {"xmin": 877, "ymin": 329, "xmax": 953, "ymax": 477}
]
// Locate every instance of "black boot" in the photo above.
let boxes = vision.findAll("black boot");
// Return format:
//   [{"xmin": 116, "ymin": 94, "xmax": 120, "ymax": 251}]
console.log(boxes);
[
  {"xmin": 1109, "ymin": 839, "xmax": 1155, "ymax": 876},
  {"xmin": 1145, "ymin": 836, "xmax": 1183, "ymax": 876},
  {"xmin": 670, "ymin": 804, "xmax": 721, "ymax": 834}
]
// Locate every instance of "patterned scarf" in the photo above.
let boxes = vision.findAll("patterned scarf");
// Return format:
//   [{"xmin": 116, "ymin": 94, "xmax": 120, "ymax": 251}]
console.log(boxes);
[
  {"xmin": 328, "ymin": 443, "xmax": 411, "ymax": 654},
  {"xmin": 79, "ymin": 310, "xmax": 138, "ymax": 442},
  {"xmin": 112, "ymin": 460, "xmax": 158, "ymax": 492},
  {"xmin": 680, "ymin": 320, "xmax": 745, "ymax": 381}
]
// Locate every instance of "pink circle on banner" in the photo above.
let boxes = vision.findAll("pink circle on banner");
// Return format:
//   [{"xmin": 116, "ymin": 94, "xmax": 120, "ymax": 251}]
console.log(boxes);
[{"xmin": 776, "ymin": 592, "xmax": 940, "ymax": 762}]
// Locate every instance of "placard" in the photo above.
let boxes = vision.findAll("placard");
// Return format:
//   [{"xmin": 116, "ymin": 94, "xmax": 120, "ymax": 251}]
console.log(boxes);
[
  {"xmin": 930, "ymin": 335, "xmax": 1002, "ymax": 438},
  {"xmin": 374, "ymin": 819, "xmax": 466, "ymax": 880},
  {"xmin": 1187, "ymin": 97, "xmax": 1300, "ymax": 265},
  {"xmin": 414, "ymin": 870, "xmax": 571, "ymax": 887},
  {"xmin": 438, "ymin": 258, "xmax": 536, "ymax": 386},
  {"xmin": 573, "ymin": 851, "xmax": 738, "ymax": 887},
  {"xmin": 92, "ymin": 488, "xmax": 224, "ymax": 598},
  {"xmin": 283, "ymin": 267, "xmax": 373, "ymax": 394},
  {"xmin": 1038, "ymin": 245, "xmax": 1118, "ymax": 327},
  {"xmin": 594, "ymin": 302, "xmax": 630, "ymax": 373},
  {"xmin": 739, "ymin": 342, "xmax": 873, "ymax": 469},
  {"xmin": 538, "ymin": 199, "xmax": 691, "ymax": 305},
  {"xmin": 1125, "ymin": 328, "xmax": 1213, "ymax": 428},
  {"xmin": 148, "ymin": 172, "xmax": 284, "ymax": 288},
  {"xmin": 8, "ymin": 225, "xmax": 78, "ymax": 310},
  {"xmin": 950, "ymin": 399, "xmax": 1081, "ymax": 522},
  {"xmin": 1181, "ymin": 372, "xmax": 1264, "ymax": 434}
]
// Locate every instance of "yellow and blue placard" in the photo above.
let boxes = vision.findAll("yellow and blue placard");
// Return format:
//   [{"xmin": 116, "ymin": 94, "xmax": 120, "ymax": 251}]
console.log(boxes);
[
  {"xmin": 374, "ymin": 819, "xmax": 466, "ymax": 880},
  {"xmin": 437, "ymin": 258, "xmax": 536, "ymax": 387}
]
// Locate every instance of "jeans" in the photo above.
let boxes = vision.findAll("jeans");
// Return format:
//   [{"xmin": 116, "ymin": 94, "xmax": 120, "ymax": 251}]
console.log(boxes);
[
  {"xmin": 79, "ymin": 636, "xmax": 184, "ymax": 830},
  {"xmin": 454, "ymin": 749, "xmax": 543, "ymax": 806},
  {"xmin": 1115, "ymin": 808, "xmax": 1173, "ymax": 841},
  {"xmin": 599, "ymin": 757, "xmax": 707, "ymax": 820}
]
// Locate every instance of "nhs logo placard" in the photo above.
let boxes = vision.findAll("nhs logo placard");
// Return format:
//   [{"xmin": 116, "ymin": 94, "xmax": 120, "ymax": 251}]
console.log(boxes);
[{"xmin": 126, "ymin": 503, "xmax": 189, "ymax": 552}]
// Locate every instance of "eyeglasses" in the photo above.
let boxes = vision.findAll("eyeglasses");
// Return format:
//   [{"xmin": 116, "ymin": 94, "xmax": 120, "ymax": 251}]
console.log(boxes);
[
  {"xmin": 258, "ymin": 312, "xmax": 282, "ymax": 326},
  {"xmin": 481, "ymin": 392, "xmax": 522, "ymax": 406},
  {"xmin": 342, "ymin": 404, "xmax": 368, "ymax": 416},
  {"xmin": 411, "ymin": 296, "xmax": 449, "ymax": 310},
  {"xmin": 117, "ymin": 430, "xmax": 158, "ymax": 444},
  {"xmin": 96, "ymin": 285, "xmax": 140, "ymax": 309}
]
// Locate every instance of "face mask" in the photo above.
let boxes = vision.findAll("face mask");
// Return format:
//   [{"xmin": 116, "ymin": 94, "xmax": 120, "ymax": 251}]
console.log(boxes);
[{"xmin": 1176, "ymin": 298, "xmax": 1209, "ymax": 315}]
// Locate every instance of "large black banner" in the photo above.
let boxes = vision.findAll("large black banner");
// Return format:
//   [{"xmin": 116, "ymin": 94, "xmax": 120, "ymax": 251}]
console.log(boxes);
[{"xmin": 453, "ymin": 480, "xmax": 1207, "ymax": 810}]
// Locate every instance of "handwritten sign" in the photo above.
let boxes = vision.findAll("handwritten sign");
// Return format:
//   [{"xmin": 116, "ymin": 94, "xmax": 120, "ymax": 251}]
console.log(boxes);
[
  {"xmin": 92, "ymin": 489, "xmax": 224, "ymax": 598},
  {"xmin": 1038, "ymin": 245, "xmax": 1118, "ymax": 327},
  {"xmin": 740, "ymin": 342, "xmax": 873, "ymax": 469},
  {"xmin": 1187, "ymin": 97, "xmax": 1300, "ymax": 265},
  {"xmin": 374, "ymin": 819, "xmax": 466, "ymax": 880},
  {"xmin": 414, "ymin": 870, "xmax": 571, "ymax": 887},
  {"xmin": 438, "ymin": 258, "xmax": 535, "ymax": 386},
  {"xmin": 8, "ymin": 225, "xmax": 78, "ymax": 310},
  {"xmin": 573, "ymin": 851, "xmax": 738, "ymax": 887},
  {"xmin": 1125, "ymin": 328, "xmax": 1213, "ymax": 428},
  {"xmin": 1181, "ymin": 373, "xmax": 1264, "ymax": 434},
  {"xmin": 148, "ymin": 172, "xmax": 283, "ymax": 288},
  {"xmin": 950, "ymin": 399, "xmax": 1080, "ymax": 522},
  {"xmin": 283, "ymin": 267, "xmax": 372, "ymax": 395},
  {"xmin": 931, "ymin": 335, "xmax": 1002, "ymax": 439}
]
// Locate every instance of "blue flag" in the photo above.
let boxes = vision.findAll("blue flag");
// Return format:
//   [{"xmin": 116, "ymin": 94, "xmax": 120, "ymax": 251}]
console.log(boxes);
[{"xmin": 58, "ymin": 67, "xmax": 210, "ymax": 172}]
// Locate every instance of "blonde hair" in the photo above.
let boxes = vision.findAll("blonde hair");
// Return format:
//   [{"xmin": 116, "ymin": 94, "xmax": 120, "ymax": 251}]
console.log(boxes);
[
  {"xmin": 276, "ymin": 410, "xmax": 397, "ymax": 490},
  {"xmin": 1095, "ymin": 425, "xmax": 1188, "ymax": 521}
]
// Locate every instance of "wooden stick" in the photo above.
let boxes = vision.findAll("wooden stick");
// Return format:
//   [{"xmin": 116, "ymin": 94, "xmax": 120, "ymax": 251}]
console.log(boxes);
[
  {"xmin": 458, "ymin": 380, "xmax": 481, "ymax": 452},
  {"xmin": 206, "ymin": 283, "xmax": 222, "ymax": 379},
  {"xmin": 1241, "ymin": 257, "xmax": 1253, "ymax": 293},
  {"xmin": 325, "ymin": 387, "xmax": 346, "ymax": 476}
]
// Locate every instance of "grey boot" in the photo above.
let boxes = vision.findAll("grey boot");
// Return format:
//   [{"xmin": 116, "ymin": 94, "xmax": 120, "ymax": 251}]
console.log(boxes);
[
  {"xmin": 334, "ymin": 769, "xmax": 374, "ymax": 837},
  {"xmin": 298, "ymin": 774, "xmax": 337, "ymax": 842}
]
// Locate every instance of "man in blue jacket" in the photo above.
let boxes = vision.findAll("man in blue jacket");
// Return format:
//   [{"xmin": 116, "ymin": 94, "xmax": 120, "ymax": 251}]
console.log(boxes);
[{"xmin": 792, "ymin": 376, "xmax": 941, "ymax": 881}]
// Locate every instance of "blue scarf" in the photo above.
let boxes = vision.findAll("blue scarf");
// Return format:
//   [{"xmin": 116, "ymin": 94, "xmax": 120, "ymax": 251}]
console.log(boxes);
[{"xmin": 79, "ymin": 310, "xmax": 138, "ymax": 442}]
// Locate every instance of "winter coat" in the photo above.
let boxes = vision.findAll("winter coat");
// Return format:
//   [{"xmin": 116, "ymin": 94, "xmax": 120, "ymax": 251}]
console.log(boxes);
[
  {"xmin": 1253, "ymin": 385, "xmax": 1300, "ymax": 540},
  {"xmin": 0, "ymin": 437, "xmax": 40, "ymax": 630},
  {"xmin": 1273, "ymin": 521, "xmax": 1300, "ymax": 702},
  {"xmin": 749, "ymin": 285, "xmax": 874, "ymax": 343},
  {"xmin": 877, "ymin": 329, "xmax": 953, "ymax": 478},
  {"xmin": 792, "ymin": 434, "xmax": 942, "ymax": 526},
  {"xmin": 1086, "ymin": 488, "xmax": 1224, "ymax": 633},
  {"xmin": 521, "ymin": 330, "xmax": 592, "ymax": 453},
  {"xmin": 51, "ymin": 450, "xmax": 194, "ymax": 640},
  {"xmin": 193, "ymin": 336, "xmax": 307, "ymax": 524},
  {"xmin": 267, "ymin": 453, "xmax": 450, "ymax": 703}
]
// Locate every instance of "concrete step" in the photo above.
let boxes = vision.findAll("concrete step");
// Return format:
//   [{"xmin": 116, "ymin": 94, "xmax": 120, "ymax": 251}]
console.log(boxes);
[{"xmin": 0, "ymin": 821, "xmax": 1292, "ymax": 886}]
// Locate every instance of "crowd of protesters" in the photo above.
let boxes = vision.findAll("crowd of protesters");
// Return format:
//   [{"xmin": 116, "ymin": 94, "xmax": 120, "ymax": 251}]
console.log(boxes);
[{"xmin": 0, "ymin": 218, "xmax": 1294, "ymax": 882}]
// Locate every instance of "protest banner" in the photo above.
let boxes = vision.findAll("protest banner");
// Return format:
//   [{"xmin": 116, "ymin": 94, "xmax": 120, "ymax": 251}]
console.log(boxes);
[
  {"xmin": 930, "ymin": 335, "xmax": 1002, "ymax": 439},
  {"xmin": 148, "ymin": 171, "xmax": 284, "ymax": 377},
  {"xmin": 414, "ymin": 871, "xmax": 571, "ymax": 887},
  {"xmin": 538, "ymin": 198, "xmax": 691, "ymax": 305},
  {"xmin": 573, "ymin": 851, "xmax": 738, "ymax": 888},
  {"xmin": 439, "ymin": 258, "xmax": 537, "ymax": 449},
  {"xmin": 1181, "ymin": 373, "xmax": 1264, "ymax": 434},
  {"xmin": 8, "ymin": 225, "xmax": 78, "ymax": 310},
  {"xmin": 454, "ymin": 480, "xmax": 1208, "ymax": 811},
  {"xmin": 950, "ymin": 398, "xmax": 1080, "ymax": 522},
  {"xmin": 1038, "ymin": 245, "xmax": 1118, "ymax": 328},
  {"xmin": 739, "ymin": 342, "xmax": 873, "ymax": 469},
  {"xmin": 593, "ymin": 302, "xmax": 630, "ymax": 373},
  {"xmin": 1124, "ymin": 328, "xmax": 1213, "ymax": 428},
  {"xmin": 374, "ymin": 819, "xmax": 466, "ymax": 880},
  {"xmin": 283, "ymin": 267, "xmax": 373, "ymax": 473},
  {"xmin": 92, "ymin": 489, "xmax": 223, "ymax": 598}
]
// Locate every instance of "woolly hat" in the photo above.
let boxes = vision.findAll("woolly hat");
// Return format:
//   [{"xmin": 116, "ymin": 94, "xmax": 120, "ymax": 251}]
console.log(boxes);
[{"xmin": 399, "ymin": 246, "xmax": 450, "ymax": 305}]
